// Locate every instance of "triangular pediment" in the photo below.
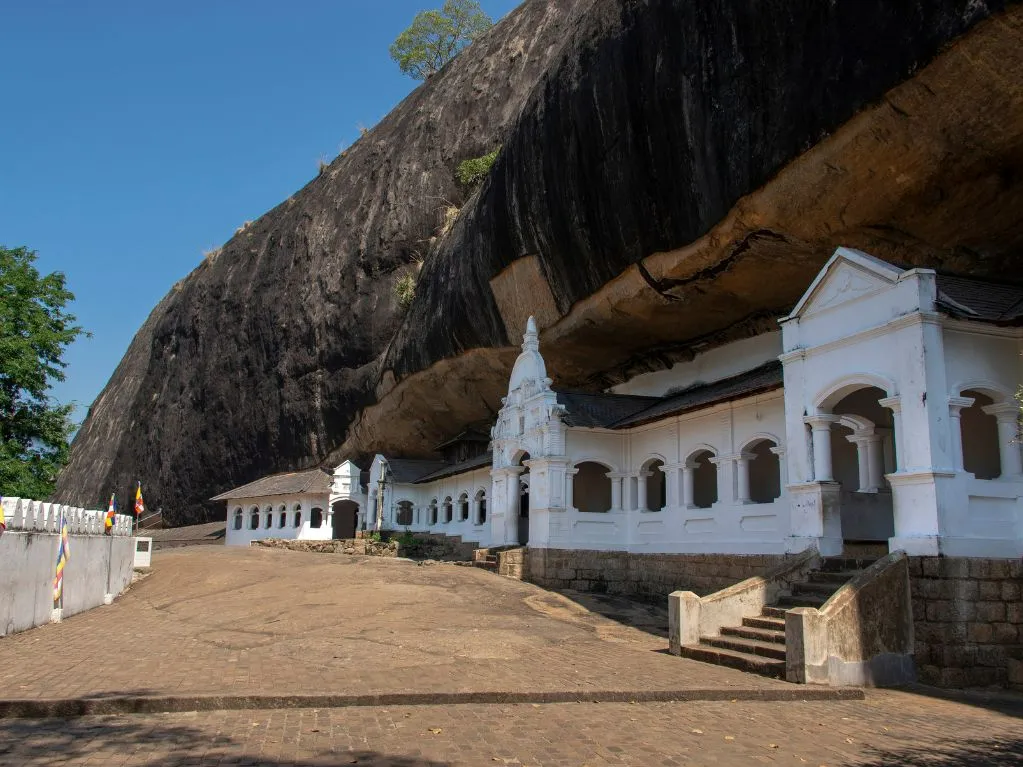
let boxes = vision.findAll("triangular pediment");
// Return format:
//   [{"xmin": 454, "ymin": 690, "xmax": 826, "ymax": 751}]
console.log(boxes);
[{"xmin": 786, "ymin": 248, "xmax": 904, "ymax": 320}]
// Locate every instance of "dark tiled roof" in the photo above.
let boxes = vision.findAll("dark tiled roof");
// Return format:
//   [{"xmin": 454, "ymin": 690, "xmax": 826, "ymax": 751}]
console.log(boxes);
[
  {"xmin": 610, "ymin": 361, "xmax": 784, "ymax": 429},
  {"xmin": 432, "ymin": 428, "xmax": 491, "ymax": 451},
  {"xmin": 210, "ymin": 468, "xmax": 332, "ymax": 501},
  {"xmin": 935, "ymin": 274, "xmax": 1023, "ymax": 324},
  {"xmin": 554, "ymin": 391, "xmax": 662, "ymax": 428},
  {"xmin": 146, "ymin": 521, "xmax": 226, "ymax": 542},
  {"xmin": 384, "ymin": 458, "xmax": 450, "ymax": 484},
  {"xmin": 414, "ymin": 452, "xmax": 493, "ymax": 484}
]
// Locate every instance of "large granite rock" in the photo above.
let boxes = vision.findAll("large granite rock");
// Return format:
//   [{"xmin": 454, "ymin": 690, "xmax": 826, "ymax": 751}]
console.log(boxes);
[{"xmin": 55, "ymin": 0, "xmax": 1023, "ymax": 524}]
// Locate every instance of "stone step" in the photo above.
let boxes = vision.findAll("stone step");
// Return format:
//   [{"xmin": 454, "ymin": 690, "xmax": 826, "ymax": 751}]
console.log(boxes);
[
  {"xmin": 792, "ymin": 580, "xmax": 841, "ymax": 597},
  {"xmin": 702, "ymin": 634, "xmax": 787, "ymax": 661},
  {"xmin": 742, "ymin": 615, "xmax": 785, "ymax": 631},
  {"xmin": 820, "ymin": 557, "xmax": 877, "ymax": 572},
  {"xmin": 721, "ymin": 624, "xmax": 786, "ymax": 645},
  {"xmin": 776, "ymin": 592, "xmax": 827, "ymax": 609},
  {"xmin": 807, "ymin": 570, "xmax": 863, "ymax": 584},
  {"xmin": 679, "ymin": 643, "xmax": 785, "ymax": 679},
  {"xmin": 761, "ymin": 606, "xmax": 788, "ymax": 619}
]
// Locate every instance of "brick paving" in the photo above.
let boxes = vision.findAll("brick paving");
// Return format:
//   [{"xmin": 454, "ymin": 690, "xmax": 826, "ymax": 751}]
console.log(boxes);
[
  {"xmin": 0, "ymin": 547, "xmax": 804, "ymax": 703},
  {"xmin": 0, "ymin": 691, "xmax": 1020, "ymax": 766}
]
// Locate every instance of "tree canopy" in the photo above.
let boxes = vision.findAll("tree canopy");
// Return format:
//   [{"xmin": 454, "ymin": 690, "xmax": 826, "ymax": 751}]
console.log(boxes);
[
  {"xmin": 0, "ymin": 245, "xmax": 86, "ymax": 498},
  {"xmin": 389, "ymin": 0, "xmax": 493, "ymax": 81}
]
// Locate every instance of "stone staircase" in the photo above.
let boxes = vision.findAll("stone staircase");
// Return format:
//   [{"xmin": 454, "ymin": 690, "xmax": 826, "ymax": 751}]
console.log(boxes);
[
  {"xmin": 679, "ymin": 556, "xmax": 878, "ymax": 679},
  {"xmin": 473, "ymin": 546, "xmax": 527, "ymax": 578}
]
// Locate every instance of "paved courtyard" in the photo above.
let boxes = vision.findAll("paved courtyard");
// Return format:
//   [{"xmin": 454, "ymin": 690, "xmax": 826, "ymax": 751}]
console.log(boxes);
[
  {"xmin": 0, "ymin": 546, "xmax": 808, "ymax": 703},
  {"xmin": 0, "ymin": 546, "xmax": 1020, "ymax": 766}
]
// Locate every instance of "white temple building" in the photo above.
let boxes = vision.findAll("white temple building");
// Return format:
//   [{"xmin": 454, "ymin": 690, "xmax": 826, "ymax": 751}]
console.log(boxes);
[
  {"xmin": 296, "ymin": 249, "xmax": 1019, "ymax": 562},
  {"xmin": 217, "ymin": 248, "xmax": 1022, "ymax": 561}
]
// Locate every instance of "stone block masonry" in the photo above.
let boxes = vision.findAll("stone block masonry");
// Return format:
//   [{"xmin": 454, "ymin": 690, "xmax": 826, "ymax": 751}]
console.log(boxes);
[
  {"xmin": 909, "ymin": 557, "xmax": 1023, "ymax": 690},
  {"xmin": 526, "ymin": 549, "xmax": 786, "ymax": 601}
]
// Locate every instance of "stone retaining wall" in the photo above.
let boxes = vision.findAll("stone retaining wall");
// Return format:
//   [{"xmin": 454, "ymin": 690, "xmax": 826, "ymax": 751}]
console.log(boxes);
[
  {"xmin": 909, "ymin": 556, "xmax": 1023, "ymax": 690},
  {"xmin": 252, "ymin": 539, "xmax": 398, "ymax": 557},
  {"xmin": 526, "ymin": 548, "xmax": 786, "ymax": 600}
]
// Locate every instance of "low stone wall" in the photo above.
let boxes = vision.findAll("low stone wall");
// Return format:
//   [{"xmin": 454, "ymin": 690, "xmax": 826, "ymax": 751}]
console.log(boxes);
[
  {"xmin": 526, "ymin": 548, "xmax": 787, "ymax": 600},
  {"xmin": 252, "ymin": 538, "xmax": 399, "ymax": 557},
  {"xmin": 910, "ymin": 556, "xmax": 1023, "ymax": 690}
]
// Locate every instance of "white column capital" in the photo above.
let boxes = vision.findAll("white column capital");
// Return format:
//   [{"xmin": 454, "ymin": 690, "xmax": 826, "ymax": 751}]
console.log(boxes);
[
  {"xmin": 982, "ymin": 402, "xmax": 1021, "ymax": 424},
  {"xmin": 878, "ymin": 396, "xmax": 902, "ymax": 414},
  {"xmin": 803, "ymin": 414, "xmax": 840, "ymax": 429},
  {"xmin": 948, "ymin": 395, "xmax": 975, "ymax": 416}
]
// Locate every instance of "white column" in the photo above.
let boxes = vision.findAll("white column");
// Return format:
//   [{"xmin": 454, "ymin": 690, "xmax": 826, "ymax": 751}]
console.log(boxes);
[
  {"xmin": 661, "ymin": 464, "xmax": 680, "ymax": 509},
  {"xmin": 609, "ymin": 473, "xmax": 624, "ymax": 512},
  {"xmin": 984, "ymin": 403, "xmax": 1023, "ymax": 478},
  {"xmin": 708, "ymin": 456, "xmax": 731, "ymax": 504},
  {"xmin": 769, "ymin": 446, "xmax": 788, "ymax": 490},
  {"xmin": 566, "ymin": 468, "xmax": 577, "ymax": 510},
  {"xmin": 847, "ymin": 434, "xmax": 871, "ymax": 491},
  {"xmin": 735, "ymin": 453, "xmax": 754, "ymax": 504},
  {"xmin": 636, "ymin": 471, "xmax": 650, "ymax": 512},
  {"xmin": 864, "ymin": 436, "xmax": 884, "ymax": 491},
  {"xmin": 804, "ymin": 415, "xmax": 839, "ymax": 482},
  {"xmin": 681, "ymin": 463, "xmax": 696, "ymax": 508},
  {"xmin": 948, "ymin": 396, "xmax": 975, "ymax": 472},
  {"xmin": 878, "ymin": 398, "xmax": 904, "ymax": 471}
]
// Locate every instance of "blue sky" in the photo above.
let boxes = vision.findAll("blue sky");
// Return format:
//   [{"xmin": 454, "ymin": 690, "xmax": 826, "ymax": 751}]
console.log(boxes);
[{"xmin": 1, "ymin": 0, "xmax": 520, "ymax": 422}]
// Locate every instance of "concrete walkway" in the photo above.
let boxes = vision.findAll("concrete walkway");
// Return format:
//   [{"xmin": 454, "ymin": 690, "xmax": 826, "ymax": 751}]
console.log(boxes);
[{"xmin": 0, "ymin": 547, "xmax": 847, "ymax": 714}]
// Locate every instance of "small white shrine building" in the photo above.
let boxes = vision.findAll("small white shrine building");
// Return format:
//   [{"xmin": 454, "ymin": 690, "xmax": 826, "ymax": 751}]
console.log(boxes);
[{"xmin": 217, "ymin": 468, "xmax": 344, "ymax": 546}]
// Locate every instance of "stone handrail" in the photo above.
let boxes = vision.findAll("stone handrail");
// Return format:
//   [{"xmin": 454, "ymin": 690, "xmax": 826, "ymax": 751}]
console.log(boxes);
[
  {"xmin": 668, "ymin": 546, "xmax": 820, "ymax": 654},
  {"xmin": 785, "ymin": 550, "xmax": 914, "ymax": 686},
  {"xmin": 1, "ymin": 497, "xmax": 134, "ymax": 537}
]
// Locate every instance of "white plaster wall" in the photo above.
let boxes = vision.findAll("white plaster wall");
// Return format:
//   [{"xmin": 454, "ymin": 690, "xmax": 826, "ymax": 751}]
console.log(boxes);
[
  {"xmin": 546, "ymin": 392, "xmax": 789, "ymax": 554},
  {"xmin": 612, "ymin": 332, "xmax": 782, "ymax": 397},
  {"xmin": 942, "ymin": 327, "xmax": 1022, "ymax": 401},
  {"xmin": 381, "ymin": 467, "xmax": 493, "ymax": 545},
  {"xmin": 223, "ymin": 493, "xmax": 332, "ymax": 546},
  {"xmin": 0, "ymin": 532, "xmax": 135, "ymax": 636}
]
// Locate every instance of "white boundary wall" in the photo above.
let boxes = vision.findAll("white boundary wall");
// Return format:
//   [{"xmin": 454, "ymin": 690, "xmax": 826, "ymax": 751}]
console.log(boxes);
[{"xmin": 0, "ymin": 497, "xmax": 136, "ymax": 636}]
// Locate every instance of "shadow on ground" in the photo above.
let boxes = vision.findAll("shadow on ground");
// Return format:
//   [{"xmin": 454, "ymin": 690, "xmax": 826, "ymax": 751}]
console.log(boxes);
[
  {"xmin": 0, "ymin": 716, "xmax": 449, "ymax": 767},
  {"xmin": 554, "ymin": 588, "xmax": 669, "ymax": 640},
  {"xmin": 849, "ymin": 736, "xmax": 1023, "ymax": 766}
]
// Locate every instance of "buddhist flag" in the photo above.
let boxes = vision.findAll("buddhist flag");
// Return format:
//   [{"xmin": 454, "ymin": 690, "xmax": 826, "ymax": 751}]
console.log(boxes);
[
  {"xmin": 0, "ymin": 495, "xmax": 5, "ymax": 534},
  {"xmin": 134, "ymin": 482, "xmax": 145, "ymax": 517},
  {"xmin": 104, "ymin": 493, "xmax": 117, "ymax": 534},
  {"xmin": 53, "ymin": 509, "xmax": 70, "ymax": 606}
]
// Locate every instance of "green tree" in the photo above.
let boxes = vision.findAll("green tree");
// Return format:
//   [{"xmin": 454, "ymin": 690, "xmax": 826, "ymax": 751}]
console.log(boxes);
[
  {"xmin": 389, "ymin": 0, "xmax": 493, "ymax": 81},
  {"xmin": 0, "ymin": 246, "xmax": 86, "ymax": 498}
]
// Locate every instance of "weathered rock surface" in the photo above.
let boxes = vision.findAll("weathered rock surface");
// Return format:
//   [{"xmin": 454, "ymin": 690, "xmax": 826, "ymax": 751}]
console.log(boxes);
[{"xmin": 56, "ymin": 0, "xmax": 1023, "ymax": 524}]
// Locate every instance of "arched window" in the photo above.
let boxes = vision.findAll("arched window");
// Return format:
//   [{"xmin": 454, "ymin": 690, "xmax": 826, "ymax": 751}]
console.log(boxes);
[
  {"xmin": 458, "ymin": 493, "xmax": 469, "ymax": 521},
  {"xmin": 688, "ymin": 450, "xmax": 717, "ymax": 509},
  {"xmin": 443, "ymin": 496, "xmax": 453, "ymax": 523},
  {"xmin": 642, "ymin": 458, "xmax": 666, "ymax": 511},
  {"xmin": 429, "ymin": 499, "xmax": 438, "ymax": 526},
  {"xmin": 293, "ymin": 504, "xmax": 303, "ymax": 528},
  {"xmin": 233, "ymin": 509, "xmax": 243, "ymax": 531},
  {"xmin": 475, "ymin": 489, "xmax": 487, "ymax": 524},
  {"xmin": 396, "ymin": 501, "xmax": 413, "ymax": 526},
  {"xmin": 249, "ymin": 507, "xmax": 260, "ymax": 530},
  {"xmin": 310, "ymin": 508, "xmax": 324, "ymax": 528},
  {"xmin": 278, "ymin": 505, "xmax": 287, "ymax": 528},
  {"xmin": 961, "ymin": 390, "xmax": 1001, "ymax": 479},
  {"xmin": 745, "ymin": 439, "xmax": 781, "ymax": 503},
  {"xmin": 264, "ymin": 506, "xmax": 273, "ymax": 529},
  {"xmin": 573, "ymin": 462, "xmax": 612, "ymax": 513}
]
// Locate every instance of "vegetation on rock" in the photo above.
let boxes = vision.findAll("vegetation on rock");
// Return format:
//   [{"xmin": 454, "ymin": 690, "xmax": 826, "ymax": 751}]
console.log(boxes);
[
  {"xmin": 456, "ymin": 147, "xmax": 499, "ymax": 187},
  {"xmin": 0, "ymin": 246, "xmax": 85, "ymax": 498},
  {"xmin": 389, "ymin": 0, "xmax": 492, "ymax": 81}
]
